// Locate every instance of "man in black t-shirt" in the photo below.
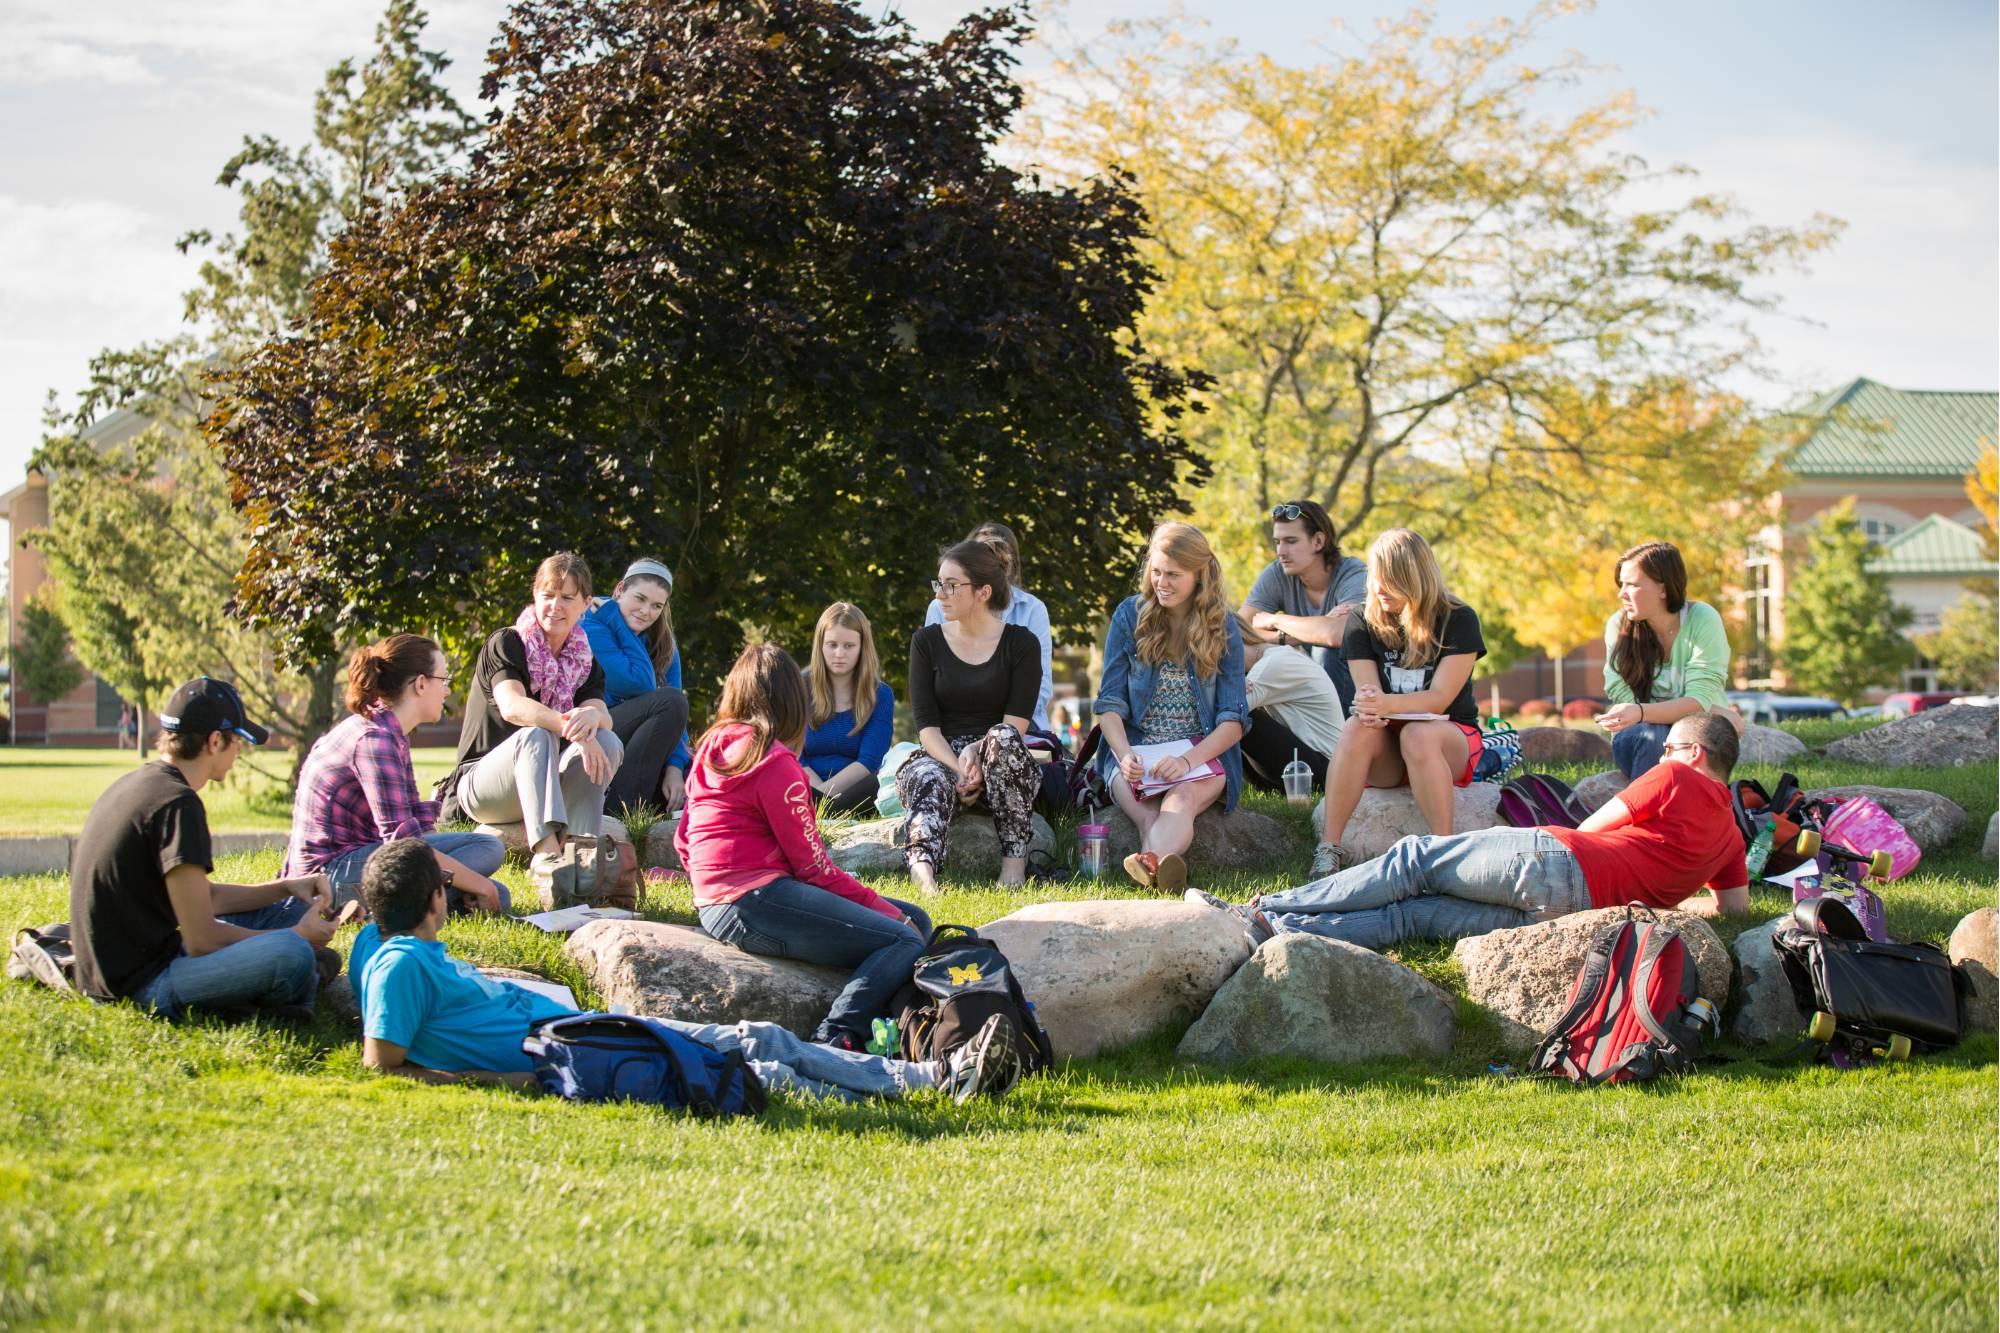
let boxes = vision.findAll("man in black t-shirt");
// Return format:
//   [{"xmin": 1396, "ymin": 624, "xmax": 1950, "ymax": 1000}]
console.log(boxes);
[{"xmin": 69, "ymin": 678, "xmax": 339, "ymax": 1018}]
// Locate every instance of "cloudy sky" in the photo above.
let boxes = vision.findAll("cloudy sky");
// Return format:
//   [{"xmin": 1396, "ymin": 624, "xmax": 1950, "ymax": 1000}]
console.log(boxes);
[{"xmin": 2, "ymin": 0, "xmax": 1994, "ymax": 508}]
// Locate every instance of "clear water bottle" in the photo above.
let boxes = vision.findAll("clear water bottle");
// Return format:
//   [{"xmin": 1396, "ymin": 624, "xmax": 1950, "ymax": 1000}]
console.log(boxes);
[
  {"xmin": 1076, "ymin": 823, "xmax": 1109, "ymax": 879},
  {"xmin": 1745, "ymin": 818, "xmax": 1777, "ymax": 877}
]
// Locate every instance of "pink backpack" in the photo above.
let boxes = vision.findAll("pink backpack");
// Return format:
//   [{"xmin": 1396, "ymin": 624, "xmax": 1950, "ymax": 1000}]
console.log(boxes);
[{"xmin": 1820, "ymin": 796, "xmax": 1921, "ymax": 880}]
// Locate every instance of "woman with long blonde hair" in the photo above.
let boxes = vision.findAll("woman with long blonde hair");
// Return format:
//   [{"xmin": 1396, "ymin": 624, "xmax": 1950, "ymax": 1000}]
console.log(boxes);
[
  {"xmin": 1310, "ymin": 528, "xmax": 1487, "ymax": 878},
  {"xmin": 800, "ymin": 602, "xmax": 897, "ymax": 815},
  {"xmin": 1092, "ymin": 523, "xmax": 1249, "ymax": 892}
]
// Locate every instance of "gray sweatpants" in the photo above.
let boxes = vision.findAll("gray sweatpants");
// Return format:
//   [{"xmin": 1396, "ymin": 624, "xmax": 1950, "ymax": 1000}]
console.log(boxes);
[{"xmin": 460, "ymin": 725, "xmax": 625, "ymax": 847}]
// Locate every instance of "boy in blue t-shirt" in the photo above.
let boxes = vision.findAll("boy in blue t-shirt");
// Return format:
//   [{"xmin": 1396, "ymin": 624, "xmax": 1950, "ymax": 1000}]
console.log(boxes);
[{"xmin": 354, "ymin": 840, "xmax": 1018, "ymax": 1102}]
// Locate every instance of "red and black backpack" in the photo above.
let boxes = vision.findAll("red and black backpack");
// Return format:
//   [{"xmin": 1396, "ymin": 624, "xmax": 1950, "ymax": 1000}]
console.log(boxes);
[{"xmin": 1528, "ymin": 915, "xmax": 1715, "ymax": 1085}]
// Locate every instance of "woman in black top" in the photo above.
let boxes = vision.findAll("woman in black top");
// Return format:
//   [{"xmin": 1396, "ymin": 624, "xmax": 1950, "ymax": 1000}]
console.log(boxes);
[
  {"xmin": 1312, "ymin": 528, "xmax": 1487, "ymax": 878},
  {"xmin": 897, "ymin": 539, "xmax": 1044, "ymax": 891}
]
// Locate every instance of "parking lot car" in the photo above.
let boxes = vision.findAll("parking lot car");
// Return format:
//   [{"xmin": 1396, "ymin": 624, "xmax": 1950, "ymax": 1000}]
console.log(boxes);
[{"xmin": 1881, "ymin": 691, "xmax": 1970, "ymax": 718}]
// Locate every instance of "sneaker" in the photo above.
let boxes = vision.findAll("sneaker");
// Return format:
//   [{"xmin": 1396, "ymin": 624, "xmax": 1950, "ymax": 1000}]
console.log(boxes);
[
  {"xmin": 936, "ymin": 1014, "xmax": 1022, "ymax": 1105},
  {"xmin": 1183, "ymin": 888, "xmax": 1273, "ymax": 949},
  {"xmin": 1308, "ymin": 841, "xmax": 1356, "ymax": 879},
  {"xmin": 818, "ymin": 1028, "xmax": 866, "ymax": 1053},
  {"xmin": 1184, "ymin": 887, "xmax": 1232, "ymax": 913}
]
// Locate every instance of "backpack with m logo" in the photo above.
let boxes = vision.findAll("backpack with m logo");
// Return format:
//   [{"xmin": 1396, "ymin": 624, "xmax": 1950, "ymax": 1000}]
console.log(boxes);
[
  {"xmin": 889, "ymin": 925, "xmax": 1055, "ymax": 1075},
  {"xmin": 1528, "ymin": 916, "xmax": 1715, "ymax": 1085},
  {"xmin": 523, "ymin": 1014, "xmax": 767, "ymax": 1117}
]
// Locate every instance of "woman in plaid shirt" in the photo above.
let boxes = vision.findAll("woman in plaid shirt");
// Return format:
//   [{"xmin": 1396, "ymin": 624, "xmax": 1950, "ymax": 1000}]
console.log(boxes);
[{"xmin": 284, "ymin": 635, "xmax": 510, "ymax": 914}]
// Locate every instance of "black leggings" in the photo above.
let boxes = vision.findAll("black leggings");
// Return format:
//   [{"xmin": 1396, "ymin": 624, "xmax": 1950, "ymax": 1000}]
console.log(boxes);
[
  {"xmin": 816, "ymin": 766, "xmax": 879, "ymax": 818},
  {"xmin": 606, "ymin": 686, "xmax": 690, "ymax": 815},
  {"xmin": 1239, "ymin": 708, "xmax": 1330, "ymax": 793}
]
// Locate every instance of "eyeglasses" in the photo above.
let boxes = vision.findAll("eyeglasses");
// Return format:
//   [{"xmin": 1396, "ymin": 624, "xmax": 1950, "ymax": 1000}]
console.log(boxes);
[
  {"xmin": 1662, "ymin": 741, "xmax": 1700, "ymax": 755},
  {"xmin": 930, "ymin": 579, "xmax": 972, "ymax": 596},
  {"xmin": 1271, "ymin": 503, "xmax": 1305, "ymax": 522},
  {"xmin": 425, "ymin": 674, "xmax": 452, "ymax": 686}
]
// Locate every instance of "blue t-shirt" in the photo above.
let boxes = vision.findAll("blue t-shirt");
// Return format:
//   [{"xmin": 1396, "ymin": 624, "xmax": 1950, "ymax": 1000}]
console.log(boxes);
[
  {"xmin": 800, "ymin": 682, "xmax": 896, "ymax": 780},
  {"xmin": 357, "ymin": 927, "xmax": 577, "ymax": 1074}
]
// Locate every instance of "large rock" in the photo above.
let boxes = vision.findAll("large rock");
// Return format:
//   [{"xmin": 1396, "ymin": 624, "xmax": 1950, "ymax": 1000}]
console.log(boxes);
[
  {"xmin": 1738, "ymin": 724, "xmax": 1809, "ymax": 765},
  {"xmin": 977, "ymin": 900, "xmax": 1250, "ymax": 1060},
  {"xmin": 1571, "ymin": 770, "xmax": 1630, "ymax": 814},
  {"xmin": 1806, "ymin": 786, "xmax": 1968, "ymax": 853},
  {"xmin": 1730, "ymin": 919, "xmax": 1805, "ymax": 1048},
  {"xmin": 1178, "ymin": 933, "xmax": 1455, "ymax": 1066},
  {"xmin": 1824, "ymin": 705, "xmax": 1998, "ymax": 768},
  {"xmin": 565, "ymin": 919, "xmax": 847, "ymax": 1037},
  {"xmin": 643, "ymin": 818, "xmax": 682, "ymax": 871},
  {"xmin": 1101, "ymin": 807, "xmax": 1297, "ymax": 871},
  {"xmin": 1515, "ymin": 726, "xmax": 1613, "ymax": 765},
  {"xmin": 826, "ymin": 813, "xmax": 1056, "ymax": 878},
  {"xmin": 1312, "ymin": 785, "xmax": 1504, "ymax": 861},
  {"xmin": 1947, "ymin": 907, "xmax": 1998, "ymax": 1034},
  {"xmin": 1984, "ymin": 812, "xmax": 1998, "ymax": 863},
  {"xmin": 1452, "ymin": 907, "xmax": 1731, "ymax": 1049}
]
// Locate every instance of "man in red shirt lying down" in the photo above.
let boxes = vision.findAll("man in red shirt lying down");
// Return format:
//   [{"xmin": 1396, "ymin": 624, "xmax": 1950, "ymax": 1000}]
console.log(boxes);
[{"xmin": 1191, "ymin": 713, "xmax": 1751, "ymax": 950}]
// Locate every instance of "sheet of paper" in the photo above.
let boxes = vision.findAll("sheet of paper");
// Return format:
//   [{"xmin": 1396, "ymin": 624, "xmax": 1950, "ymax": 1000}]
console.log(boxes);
[
  {"xmin": 516, "ymin": 905, "xmax": 638, "ymax": 933},
  {"xmin": 496, "ymin": 976, "xmax": 579, "ymax": 1009},
  {"xmin": 1762, "ymin": 862, "xmax": 1819, "ymax": 889},
  {"xmin": 1128, "ymin": 739, "xmax": 1224, "ymax": 794}
]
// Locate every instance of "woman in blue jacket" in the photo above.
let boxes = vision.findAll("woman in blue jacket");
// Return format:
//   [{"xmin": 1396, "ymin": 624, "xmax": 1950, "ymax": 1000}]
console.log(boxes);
[
  {"xmin": 800, "ymin": 602, "xmax": 897, "ymax": 816},
  {"xmin": 1093, "ymin": 523, "xmax": 1248, "ymax": 893},
  {"xmin": 582, "ymin": 558, "xmax": 692, "ymax": 816}
]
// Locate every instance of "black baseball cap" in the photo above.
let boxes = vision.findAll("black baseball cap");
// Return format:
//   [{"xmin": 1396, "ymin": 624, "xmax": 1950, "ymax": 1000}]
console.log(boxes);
[{"xmin": 159, "ymin": 677, "xmax": 270, "ymax": 746}]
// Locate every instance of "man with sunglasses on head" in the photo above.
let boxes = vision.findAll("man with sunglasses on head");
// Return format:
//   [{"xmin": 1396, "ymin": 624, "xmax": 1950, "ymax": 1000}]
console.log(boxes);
[
  {"xmin": 69, "ymin": 677, "xmax": 340, "ymax": 1021},
  {"xmin": 1192, "ymin": 713, "xmax": 1749, "ymax": 951}
]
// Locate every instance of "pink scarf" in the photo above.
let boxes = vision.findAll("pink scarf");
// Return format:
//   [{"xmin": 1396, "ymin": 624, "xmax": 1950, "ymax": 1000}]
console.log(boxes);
[{"xmin": 512, "ymin": 604, "xmax": 594, "ymax": 714}]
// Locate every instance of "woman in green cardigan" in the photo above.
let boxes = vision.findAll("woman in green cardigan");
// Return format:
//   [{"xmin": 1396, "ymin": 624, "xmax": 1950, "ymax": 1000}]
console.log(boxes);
[{"xmin": 1594, "ymin": 541, "xmax": 1743, "ymax": 778}]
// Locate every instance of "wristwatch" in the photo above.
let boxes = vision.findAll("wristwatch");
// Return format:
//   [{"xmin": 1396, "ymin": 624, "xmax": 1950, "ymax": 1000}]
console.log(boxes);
[{"xmin": 1277, "ymin": 629, "xmax": 1291, "ymax": 647}]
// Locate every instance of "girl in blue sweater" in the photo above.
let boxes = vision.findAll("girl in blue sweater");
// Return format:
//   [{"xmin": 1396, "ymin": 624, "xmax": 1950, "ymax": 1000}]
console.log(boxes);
[
  {"xmin": 581, "ymin": 558, "xmax": 692, "ymax": 816},
  {"xmin": 800, "ymin": 603, "xmax": 896, "ymax": 816}
]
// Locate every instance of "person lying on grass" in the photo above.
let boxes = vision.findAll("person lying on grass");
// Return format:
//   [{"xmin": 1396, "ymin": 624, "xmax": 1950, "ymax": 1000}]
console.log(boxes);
[
  {"xmin": 70, "ymin": 677, "xmax": 339, "ymax": 1021},
  {"xmin": 351, "ymin": 839, "xmax": 1018, "ymax": 1103},
  {"xmin": 1189, "ymin": 713, "xmax": 1750, "ymax": 951}
]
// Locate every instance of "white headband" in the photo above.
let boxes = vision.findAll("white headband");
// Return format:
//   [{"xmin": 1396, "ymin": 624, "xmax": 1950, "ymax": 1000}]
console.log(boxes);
[{"xmin": 622, "ymin": 558, "xmax": 674, "ymax": 591}]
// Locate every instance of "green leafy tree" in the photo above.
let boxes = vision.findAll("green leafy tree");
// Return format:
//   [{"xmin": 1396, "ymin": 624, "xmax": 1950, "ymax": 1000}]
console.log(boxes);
[
  {"xmin": 1782, "ymin": 500, "xmax": 1912, "ymax": 704},
  {"xmin": 16, "ymin": 590, "xmax": 86, "ymax": 716},
  {"xmin": 1920, "ymin": 593, "xmax": 1997, "ymax": 692},
  {"xmin": 210, "ymin": 0, "xmax": 1205, "ymax": 706},
  {"xmin": 29, "ymin": 1, "xmax": 476, "ymax": 772}
]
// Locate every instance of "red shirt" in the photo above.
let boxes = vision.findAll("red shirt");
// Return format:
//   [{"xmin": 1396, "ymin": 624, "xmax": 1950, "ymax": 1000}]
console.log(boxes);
[
  {"xmin": 675, "ymin": 726, "xmax": 899, "ymax": 920},
  {"xmin": 1549, "ymin": 763, "xmax": 1747, "ymax": 909}
]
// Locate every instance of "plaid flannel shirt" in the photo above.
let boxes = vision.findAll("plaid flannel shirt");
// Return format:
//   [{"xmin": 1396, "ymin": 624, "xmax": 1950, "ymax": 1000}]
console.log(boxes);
[{"xmin": 284, "ymin": 709, "xmax": 438, "ymax": 875}]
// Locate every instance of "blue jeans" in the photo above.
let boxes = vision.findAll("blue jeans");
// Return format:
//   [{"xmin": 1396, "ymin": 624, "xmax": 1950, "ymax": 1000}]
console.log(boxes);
[
  {"xmin": 699, "ymin": 879, "xmax": 931, "ymax": 1043},
  {"xmin": 1259, "ymin": 828, "xmax": 1592, "ymax": 950},
  {"xmin": 659, "ymin": 1018, "xmax": 935, "ymax": 1103},
  {"xmin": 323, "ymin": 831, "xmax": 510, "ymax": 914},
  {"xmin": 131, "ymin": 898, "xmax": 318, "ymax": 1019},
  {"xmin": 1613, "ymin": 723, "xmax": 1672, "ymax": 779}
]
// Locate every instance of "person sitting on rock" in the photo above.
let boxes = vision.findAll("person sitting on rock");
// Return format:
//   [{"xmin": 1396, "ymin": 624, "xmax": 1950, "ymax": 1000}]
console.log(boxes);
[
  {"xmin": 1309, "ymin": 528, "xmax": 1486, "ymax": 879},
  {"xmin": 435, "ymin": 552, "xmax": 625, "ymax": 907},
  {"xmin": 899, "ymin": 538, "xmax": 1045, "ymax": 891},
  {"xmin": 800, "ymin": 601, "xmax": 897, "ymax": 818},
  {"xmin": 580, "ymin": 557, "xmax": 693, "ymax": 818},
  {"xmin": 285, "ymin": 633, "xmax": 509, "ymax": 915},
  {"xmin": 679, "ymin": 643, "xmax": 932, "ymax": 1051},
  {"xmin": 1595, "ymin": 540, "xmax": 1746, "ymax": 779},
  {"xmin": 352, "ymin": 839, "xmax": 1016, "ymax": 1102},
  {"xmin": 69, "ymin": 677, "xmax": 339, "ymax": 1020},
  {"xmin": 1190, "ymin": 713, "xmax": 1750, "ymax": 950},
  {"xmin": 1093, "ymin": 522, "xmax": 1248, "ymax": 893},
  {"xmin": 923, "ymin": 520, "xmax": 1057, "ymax": 738}
]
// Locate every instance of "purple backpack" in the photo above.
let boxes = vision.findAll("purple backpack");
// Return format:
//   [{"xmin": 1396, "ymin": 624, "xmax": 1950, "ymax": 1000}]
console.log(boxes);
[{"xmin": 1497, "ymin": 774, "xmax": 1592, "ymax": 830}]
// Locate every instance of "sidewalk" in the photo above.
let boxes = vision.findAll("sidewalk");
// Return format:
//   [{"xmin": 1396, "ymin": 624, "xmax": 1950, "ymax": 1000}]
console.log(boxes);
[{"xmin": 0, "ymin": 832, "xmax": 289, "ymax": 878}]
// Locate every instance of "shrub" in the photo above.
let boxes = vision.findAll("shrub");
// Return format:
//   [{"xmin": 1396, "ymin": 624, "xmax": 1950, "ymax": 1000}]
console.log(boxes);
[
  {"xmin": 1561, "ymin": 698, "xmax": 1602, "ymax": 721},
  {"xmin": 1517, "ymin": 699, "xmax": 1556, "ymax": 720}
]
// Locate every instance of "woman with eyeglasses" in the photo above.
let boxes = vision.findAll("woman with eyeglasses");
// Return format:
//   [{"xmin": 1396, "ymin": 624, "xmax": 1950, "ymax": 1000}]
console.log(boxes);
[
  {"xmin": 581, "ymin": 557, "xmax": 693, "ymax": 817},
  {"xmin": 1238, "ymin": 499, "xmax": 1369, "ymax": 793},
  {"xmin": 800, "ymin": 602, "xmax": 897, "ymax": 817},
  {"xmin": 898, "ymin": 539, "xmax": 1045, "ymax": 891},
  {"xmin": 1093, "ymin": 523, "xmax": 1249, "ymax": 892},
  {"xmin": 1594, "ymin": 540, "xmax": 1743, "ymax": 778},
  {"xmin": 924, "ymin": 521, "xmax": 1056, "ymax": 738},
  {"xmin": 1311, "ymin": 529, "xmax": 1487, "ymax": 879},
  {"xmin": 284, "ymin": 633, "xmax": 510, "ymax": 913}
]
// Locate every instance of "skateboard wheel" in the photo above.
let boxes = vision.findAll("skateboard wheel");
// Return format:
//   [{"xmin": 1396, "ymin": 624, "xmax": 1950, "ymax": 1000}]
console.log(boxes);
[
  {"xmin": 1887, "ymin": 1034, "xmax": 1911, "ymax": 1061},
  {"xmin": 1794, "ymin": 829, "xmax": 1822, "ymax": 857},
  {"xmin": 1806, "ymin": 1011, "xmax": 1837, "ymax": 1042},
  {"xmin": 1866, "ymin": 850, "xmax": 1891, "ymax": 879}
]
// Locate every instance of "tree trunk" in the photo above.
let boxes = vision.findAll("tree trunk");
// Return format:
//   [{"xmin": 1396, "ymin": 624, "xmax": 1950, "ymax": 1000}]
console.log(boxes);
[
  {"xmin": 289, "ymin": 657, "xmax": 341, "ymax": 787},
  {"xmin": 1553, "ymin": 652, "xmax": 1565, "ymax": 722}
]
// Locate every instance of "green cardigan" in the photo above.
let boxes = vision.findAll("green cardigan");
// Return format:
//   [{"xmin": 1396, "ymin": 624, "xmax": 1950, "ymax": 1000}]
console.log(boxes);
[{"xmin": 1602, "ymin": 600, "xmax": 1730, "ymax": 711}]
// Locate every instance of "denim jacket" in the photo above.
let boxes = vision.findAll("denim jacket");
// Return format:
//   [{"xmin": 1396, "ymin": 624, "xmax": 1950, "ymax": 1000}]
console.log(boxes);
[{"xmin": 1091, "ymin": 595, "xmax": 1250, "ymax": 811}]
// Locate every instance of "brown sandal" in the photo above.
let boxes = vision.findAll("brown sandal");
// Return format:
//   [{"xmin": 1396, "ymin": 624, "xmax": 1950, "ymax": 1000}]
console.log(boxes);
[
  {"xmin": 1122, "ymin": 852, "xmax": 1159, "ymax": 887},
  {"xmin": 1153, "ymin": 853, "xmax": 1188, "ymax": 895}
]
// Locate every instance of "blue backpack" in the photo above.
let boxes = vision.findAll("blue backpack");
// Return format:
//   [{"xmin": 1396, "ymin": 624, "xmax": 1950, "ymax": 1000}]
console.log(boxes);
[{"xmin": 523, "ymin": 1014, "xmax": 767, "ymax": 1118}]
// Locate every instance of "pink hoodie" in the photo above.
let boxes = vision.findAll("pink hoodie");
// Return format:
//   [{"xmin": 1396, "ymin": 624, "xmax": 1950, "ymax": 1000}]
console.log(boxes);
[{"xmin": 675, "ymin": 724, "xmax": 899, "ymax": 919}]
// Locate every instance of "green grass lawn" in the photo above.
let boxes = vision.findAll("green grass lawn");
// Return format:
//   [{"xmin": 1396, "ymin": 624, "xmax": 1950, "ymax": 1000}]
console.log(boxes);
[{"xmin": 0, "ymin": 740, "xmax": 1994, "ymax": 1327}]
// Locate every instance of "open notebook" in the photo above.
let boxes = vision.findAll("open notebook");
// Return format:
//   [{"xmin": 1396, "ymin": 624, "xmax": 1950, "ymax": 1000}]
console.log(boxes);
[{"xmin": 1128, "ymin": 738, "xmax": 1224, "ymax": 798}]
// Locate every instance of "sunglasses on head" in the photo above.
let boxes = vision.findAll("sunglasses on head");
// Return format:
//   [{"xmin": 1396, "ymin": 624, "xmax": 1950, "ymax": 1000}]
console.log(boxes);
[{"xmin": 1271, "ymin": 503, "xmax": 1305, "ymax": 522}]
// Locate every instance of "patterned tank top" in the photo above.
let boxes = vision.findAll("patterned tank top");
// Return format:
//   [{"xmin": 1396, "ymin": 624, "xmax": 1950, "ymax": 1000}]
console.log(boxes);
[{"xmin": 1140, "ymin": 661, "xmax": 1203, "ymax": 743}]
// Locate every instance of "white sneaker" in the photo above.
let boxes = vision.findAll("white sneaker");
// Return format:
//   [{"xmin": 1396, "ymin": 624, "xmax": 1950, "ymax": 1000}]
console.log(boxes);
[
  {"xmin": 1184, "ymin": 888, "xmax": 1275, "ymax": 949},
  {"xmin": 1308, "ymin": 841, "xmax": 1355, "ymax": 879}
]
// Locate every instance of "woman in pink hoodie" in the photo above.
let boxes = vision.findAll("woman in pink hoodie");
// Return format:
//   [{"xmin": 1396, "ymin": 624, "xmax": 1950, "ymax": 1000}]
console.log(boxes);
[{"xmin": 678, "ymin": 643, "xmax": 931, "ymax": 1049}]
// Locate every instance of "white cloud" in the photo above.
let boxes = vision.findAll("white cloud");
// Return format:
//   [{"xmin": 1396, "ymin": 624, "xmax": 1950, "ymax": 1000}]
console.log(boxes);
[{"xmin": 0, "ymin": 38, "xmax": 159, "ymax": 86}]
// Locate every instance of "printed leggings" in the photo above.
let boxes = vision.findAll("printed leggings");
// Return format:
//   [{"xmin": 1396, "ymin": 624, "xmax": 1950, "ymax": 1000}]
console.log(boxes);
[{"xmin": 897, "ymin": 725, "xmax": 1039, "ymax": 872}]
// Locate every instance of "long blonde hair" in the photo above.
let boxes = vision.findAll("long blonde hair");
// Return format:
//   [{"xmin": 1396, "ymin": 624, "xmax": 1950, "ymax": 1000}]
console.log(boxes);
[
  {"xmin": 807, "ymin": 602, "xmax": 882, "ymax": 734},
  {"xmin": 1362, "ymin": 528, "xmax": 1464, "ymax": 670},
  {"xmin": 1134, "ymin": 523, "xmax": 1230, "ymax": 678}
]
